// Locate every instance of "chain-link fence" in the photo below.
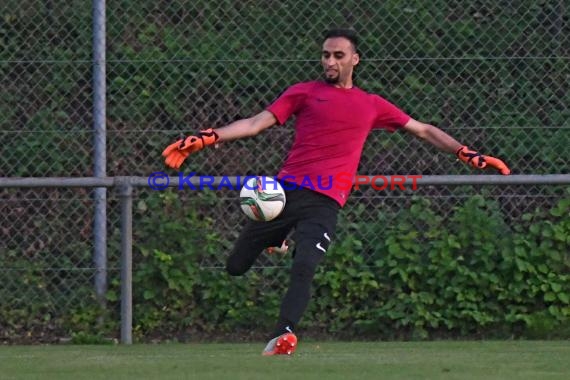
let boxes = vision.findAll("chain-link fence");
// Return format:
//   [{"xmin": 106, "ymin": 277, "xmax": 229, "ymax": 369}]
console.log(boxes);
[{"xmin": 1, "ymin": 1, "xmax": 569, "ymax": 342}]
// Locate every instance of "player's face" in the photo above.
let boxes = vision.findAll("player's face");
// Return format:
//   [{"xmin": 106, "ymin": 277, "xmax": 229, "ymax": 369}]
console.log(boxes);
[{"xmin": 321, "ymin": 37, "xmax": 359, "ymax": 85}]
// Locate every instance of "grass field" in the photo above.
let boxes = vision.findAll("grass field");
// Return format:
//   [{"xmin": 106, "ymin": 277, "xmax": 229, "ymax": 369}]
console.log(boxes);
[{"xmin": 0, "ymin": 340, "xmax": 569, "ymax": 380}]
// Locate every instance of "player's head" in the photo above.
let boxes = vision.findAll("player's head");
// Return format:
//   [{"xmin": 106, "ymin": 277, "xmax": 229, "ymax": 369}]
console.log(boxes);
[{"xmin": 321, "ymin": 28, "xmax": 360, "ymax": 86}]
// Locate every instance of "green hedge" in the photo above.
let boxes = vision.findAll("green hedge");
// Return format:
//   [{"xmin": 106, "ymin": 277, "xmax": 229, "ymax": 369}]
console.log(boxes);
[
  {"xmin": 2, "ymin": 190, "xmax": 568, "ymax": 342},
  {"xmin": 116, "ymin": 191, "xmax": 569, "ymax": 341}
]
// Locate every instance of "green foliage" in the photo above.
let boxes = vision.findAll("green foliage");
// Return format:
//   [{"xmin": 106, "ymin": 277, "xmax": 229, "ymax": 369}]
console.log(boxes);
[
  {"xmin": 2, "ymin": 190, "xmax": 568, "ymax": 342},
  {"xmin": 69, "ymin": 331, "xmax": 115, "ymax": 345},
  {"xmin": 2, "ymin": 1, "xmax": 569, "ymax": 176},
  {"xmin": 121, "ymin": 192, "xmax": 569, "ymax": 341},
  {"xmin": 123, "ymin": 191, "xmax": 290, "ymax": 339},
  {"xmin": 306, "ymin": 194, "xmax": 570, "ymax": 340}
]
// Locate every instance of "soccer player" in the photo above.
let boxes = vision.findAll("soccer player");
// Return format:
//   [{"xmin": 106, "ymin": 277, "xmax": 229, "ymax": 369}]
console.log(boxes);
[{"xmin": 161, "ymin": 28, "xmax": 510, "ymax": 356}]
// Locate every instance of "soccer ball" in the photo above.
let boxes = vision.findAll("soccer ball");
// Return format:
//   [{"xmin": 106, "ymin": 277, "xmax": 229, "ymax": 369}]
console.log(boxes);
[{"xmin": 240, "ymin": 176, "xmax": 286, "ymax": 221}]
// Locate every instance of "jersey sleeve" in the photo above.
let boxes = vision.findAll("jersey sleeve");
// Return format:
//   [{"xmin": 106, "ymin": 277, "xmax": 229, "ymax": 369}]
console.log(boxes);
[
  {"xmin": 372, "ymin": 95, "xmax": 411, "ymax": 132},
  {"xmin": 266, "ymin": 82, "xmax": 310, "ymax": 125}
]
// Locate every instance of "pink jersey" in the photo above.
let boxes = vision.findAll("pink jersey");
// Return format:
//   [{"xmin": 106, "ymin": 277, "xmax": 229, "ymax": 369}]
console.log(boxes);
[{"xmin": 267, "ymin": 80, "xmax": 411, "ymax": 207}]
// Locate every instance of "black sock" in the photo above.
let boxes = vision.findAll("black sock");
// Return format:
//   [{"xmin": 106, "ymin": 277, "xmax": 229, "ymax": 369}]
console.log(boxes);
[{"xmin": 270, "ymin": 320, "xmax": 295, "ymax": 339}]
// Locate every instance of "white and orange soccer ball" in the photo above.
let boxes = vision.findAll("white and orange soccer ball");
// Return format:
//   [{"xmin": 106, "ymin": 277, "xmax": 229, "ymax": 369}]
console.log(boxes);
[{"xmin": 239, "ymin": 176, "xmax": 286, "ymax": 221}]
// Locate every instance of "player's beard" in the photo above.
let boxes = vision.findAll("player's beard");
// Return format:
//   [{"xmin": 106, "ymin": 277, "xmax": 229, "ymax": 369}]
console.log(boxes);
[{"xmin": 324, "ymin": 72, "xmax": 340, "ymax": 84}]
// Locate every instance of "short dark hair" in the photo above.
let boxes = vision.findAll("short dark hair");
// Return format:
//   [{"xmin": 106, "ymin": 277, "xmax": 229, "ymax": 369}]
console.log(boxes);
[{"xmin": 322, "ymin": 28, "xmax": 358, "ymax": 53}]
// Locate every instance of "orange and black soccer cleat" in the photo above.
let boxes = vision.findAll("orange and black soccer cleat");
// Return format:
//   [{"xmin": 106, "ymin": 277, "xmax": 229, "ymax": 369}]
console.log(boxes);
[{"xmin": 262, "ymin": 332, "xmax": 298, "ymax": 356}]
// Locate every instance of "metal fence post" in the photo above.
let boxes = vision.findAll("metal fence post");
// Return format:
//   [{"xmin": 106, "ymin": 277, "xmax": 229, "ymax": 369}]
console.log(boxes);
[
  {"xmin": 92, "ymin": 0, "xmax": 108, "ymax": 312},
  {"xmin": 117, "ymin": 178, "xmax": 133, "ymax": 344}
]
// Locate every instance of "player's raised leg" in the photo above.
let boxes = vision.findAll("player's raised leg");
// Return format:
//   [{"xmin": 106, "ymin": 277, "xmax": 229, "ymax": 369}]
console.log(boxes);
[{"xmin": 226, "ymin": 217, "xmax": 294, "ymax": 276}]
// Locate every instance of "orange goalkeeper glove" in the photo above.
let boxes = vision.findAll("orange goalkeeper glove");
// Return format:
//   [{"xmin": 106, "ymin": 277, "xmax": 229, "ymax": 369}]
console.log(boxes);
[
  {"xmin": 162, "ymin": 128, "xmax": 219, "ymax": 169},
  {"xmin": 456, "ymin": 146, "xmax": 511, "ymax": 175}
]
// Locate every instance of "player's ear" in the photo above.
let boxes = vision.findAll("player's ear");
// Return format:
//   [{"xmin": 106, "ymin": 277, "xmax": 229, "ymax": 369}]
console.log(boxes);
[{"xmin": 352, "ymin": 53, "xmax": 360, "ymax": 66}]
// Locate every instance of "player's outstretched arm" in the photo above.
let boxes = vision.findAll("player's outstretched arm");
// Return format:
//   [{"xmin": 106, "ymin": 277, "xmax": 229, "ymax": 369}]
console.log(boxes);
[
  {"xmin": 162, "ymin": 111, "xmax": 277, "ymax": 169},
  {"xmin": 402, "ymin": 118, "xmax": 511, "ymax": 175},
  {"xmin": 215, "ymin": 110, "xmax": 278, "ymax": 142}
]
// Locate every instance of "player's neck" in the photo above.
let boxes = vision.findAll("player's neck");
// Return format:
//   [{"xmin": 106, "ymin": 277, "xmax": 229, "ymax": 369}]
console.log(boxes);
[{"xmin": 332, "ymin": 77, "xmax": 354, "ymax": 89}]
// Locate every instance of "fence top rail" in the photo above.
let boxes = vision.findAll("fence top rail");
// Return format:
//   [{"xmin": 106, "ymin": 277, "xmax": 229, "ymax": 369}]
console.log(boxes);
[{"xmin": 0, "ymin": 175, "xmax": 569, "ymax": 188}]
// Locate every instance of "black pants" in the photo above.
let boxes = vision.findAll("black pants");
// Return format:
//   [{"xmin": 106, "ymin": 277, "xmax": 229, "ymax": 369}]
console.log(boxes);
[{"xmin": 226, "ymin": 185, "xmax": 340, "ymax": 333}]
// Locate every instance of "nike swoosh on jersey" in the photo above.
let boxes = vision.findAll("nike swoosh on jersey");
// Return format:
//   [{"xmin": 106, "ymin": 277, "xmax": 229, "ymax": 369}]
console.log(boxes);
[{"xmin": 316, "ymin": 242, "xmax": 326, "ymax": 253}]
